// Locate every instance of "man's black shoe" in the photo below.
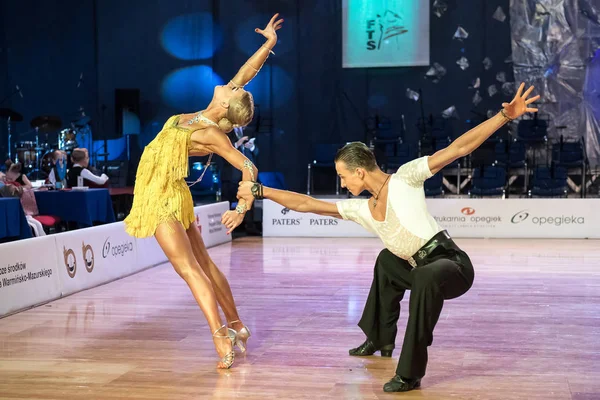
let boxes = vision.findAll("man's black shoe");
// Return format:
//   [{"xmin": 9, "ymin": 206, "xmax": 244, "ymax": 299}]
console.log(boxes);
[
  {"xmin": 383, "ymin": 374, "xmax": 421, "ymax": 392},
  {"xmin": 348, "ymin": 339, "xmax": 394, "ymax": 357}
]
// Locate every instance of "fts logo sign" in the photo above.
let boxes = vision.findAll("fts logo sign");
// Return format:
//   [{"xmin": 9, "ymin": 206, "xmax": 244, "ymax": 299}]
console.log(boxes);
[{"xmin": 366, "ymin": 10, "xmax": 408, "ymax": 50}]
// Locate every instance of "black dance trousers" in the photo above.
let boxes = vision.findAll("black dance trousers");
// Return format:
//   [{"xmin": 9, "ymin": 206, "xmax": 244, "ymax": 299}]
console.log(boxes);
[{"xmin": 358, "ymin": 248, "xmax": 474, "ymax": 379}]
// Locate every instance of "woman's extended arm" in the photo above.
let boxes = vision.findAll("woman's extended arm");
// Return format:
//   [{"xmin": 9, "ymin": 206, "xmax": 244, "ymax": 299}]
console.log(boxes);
[
  {"xmin": 204, "ymin": 128, "xmax": 258, "ymax": 233},
  {"xmin": 229, "ymin": 14, "xmax": 283, "ymax": 88}
]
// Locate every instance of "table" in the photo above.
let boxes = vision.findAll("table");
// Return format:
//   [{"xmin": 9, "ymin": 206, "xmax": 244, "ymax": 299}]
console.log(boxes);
[
  {"xmin": 0, "ymin": 198, "xmax": 32, "ymax": 241},
  {"xmin": 34, "ymin": 188, "xmax": 116, "ymax": 227}
]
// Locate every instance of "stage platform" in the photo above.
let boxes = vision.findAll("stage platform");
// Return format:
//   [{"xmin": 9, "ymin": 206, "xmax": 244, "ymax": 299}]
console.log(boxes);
[{"xmin": 0, "ymin": 236, "xmax": 598, "ymax": 399}]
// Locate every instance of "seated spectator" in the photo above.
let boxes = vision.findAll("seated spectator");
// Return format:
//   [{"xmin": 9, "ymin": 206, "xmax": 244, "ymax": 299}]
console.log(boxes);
[
  {"xmin": 5, "ymin": 162, "xmax": 32, "ymax": 189},
  {"xmin": 47, "ymin": 150, "xmax": 68, "ymax": 188},
  {"xmin": 67, "ymin": 148, "xmax": 109, "ymax": 188}
]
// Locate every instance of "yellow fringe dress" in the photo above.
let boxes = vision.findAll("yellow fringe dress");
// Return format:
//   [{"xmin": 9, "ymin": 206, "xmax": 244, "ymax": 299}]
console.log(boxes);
[{"xmin": 124, "ymin": 115, "xmax": 195, "ymax": 238}]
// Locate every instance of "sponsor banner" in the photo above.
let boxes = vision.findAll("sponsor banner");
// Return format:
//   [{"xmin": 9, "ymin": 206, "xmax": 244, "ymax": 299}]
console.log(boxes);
[
  {"xmin": 427, "ymin": 199, "xmax": 600, "ymax": 239},
  {"xmin": 54, "ymin": 222, "xmax": 137, "ymax": 296},
  {"xmin": 262, "ymin": 199, "xmax": 376, "ymax": 237},
  {"xmin": 194, "ymin": 202, "xmax": 233, "ymax": 247},
  {"xmin": 0, "ymin": 235, "xmax": 62, "ymax": 317},
  {"xmin": 263, "ymin": 198, "xmax": 600, "ymax": 239}
]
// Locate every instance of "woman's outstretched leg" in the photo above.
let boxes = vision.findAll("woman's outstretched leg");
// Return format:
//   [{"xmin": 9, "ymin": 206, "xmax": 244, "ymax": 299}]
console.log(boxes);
[
  {"xmin": 186, "ymin": 224, "xmax": 244, "ymax": 329},
  {"xmin": 186, "ymin": 224, "xmax": 251, "ymax": 352},
  {"xmin": 155, "ymin": 221, "xmax": 234, "ymax": 368}
]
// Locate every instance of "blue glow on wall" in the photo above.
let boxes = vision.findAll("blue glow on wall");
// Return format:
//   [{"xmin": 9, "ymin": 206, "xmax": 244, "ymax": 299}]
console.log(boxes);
[
  {"xmin": 92, "ymin": 137, "xmax": 127, "ymax": 161},
  {"xmin": 244, "ymin": 65, "xmax": 294, "ymax": 109},
  {"xmin": 161, "ymin": 12, "xmax": 222, "ymax": 60},
  {"xmin": 161, "ymin": 65, "xmax": 224, "ymax": 110}
]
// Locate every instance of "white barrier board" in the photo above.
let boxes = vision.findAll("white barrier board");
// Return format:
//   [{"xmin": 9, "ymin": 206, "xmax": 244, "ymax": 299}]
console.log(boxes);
[
  {"xmin": 54, "ymin": 222, "xmax": 137, "ymax": 296},
  {"xmin": 0, "ymin": 235, "xmax": 62, "ymax": 316},
  {"xmin": 263, "ymin": 198, "xmax": 600, "ymax": 239},
  {"xmin": 427, "ymin": 198, "xmax": 600, "ymax": 239},
  {"xmin": 262, "ymin": 199, "xmax": 376, "ymax": 238},
  {"xmin": 0, "ymin": 202, "xmax": 234, "ymax": 318},
  {"xmin": 194, "ymin": 202, "xmax": 233, "ymax": 247}
]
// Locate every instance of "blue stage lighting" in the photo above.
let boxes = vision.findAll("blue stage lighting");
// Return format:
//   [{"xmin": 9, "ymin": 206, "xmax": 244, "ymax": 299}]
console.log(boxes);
[{"xmin": 161, "ymin": 12, "xmax": 222, "ymax": 60}]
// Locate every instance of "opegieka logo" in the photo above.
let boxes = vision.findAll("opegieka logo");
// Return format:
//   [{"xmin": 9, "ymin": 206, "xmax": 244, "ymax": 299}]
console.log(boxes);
[
  {"xmin": 366, "ymin": 10, "xmax": 408, "ymax": 50},
  {"xmin": 511, "ymin": 210, "xmax": 585, "ymax": 226},
  {"xmin": 102, "ymin": 237, "xmax": 134, "ymax": 258}
]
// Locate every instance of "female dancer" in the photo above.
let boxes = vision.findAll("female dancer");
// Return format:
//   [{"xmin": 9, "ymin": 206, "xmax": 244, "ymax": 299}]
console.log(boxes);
[{"xmin": 124, "ymin": 13, "xmax": 284, "ymax": 369}]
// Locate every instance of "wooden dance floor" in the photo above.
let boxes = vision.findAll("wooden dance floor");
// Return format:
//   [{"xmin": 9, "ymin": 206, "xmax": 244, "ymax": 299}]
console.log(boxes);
[{"xmin": 0, "ymin": 237, "xmax": 598, "ymax": 399}]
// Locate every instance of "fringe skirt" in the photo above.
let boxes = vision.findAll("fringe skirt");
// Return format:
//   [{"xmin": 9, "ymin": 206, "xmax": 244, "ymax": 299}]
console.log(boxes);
[{"xmin": 124, "ymin": 115, "xmax": 194, "ymax": 238}]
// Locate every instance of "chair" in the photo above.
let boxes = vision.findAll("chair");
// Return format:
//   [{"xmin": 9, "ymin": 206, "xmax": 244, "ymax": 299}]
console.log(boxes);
[
  {"xmin": 307, "ymin": 144, "xmax": 343, "ymax": 195},
  {"xmin": 371, "ymin": 115, "xmax": 405, "ymax": 162},
  {"xmin": 517, "ymin": 118, "xmax": 548, "ymax": 144},
  {"xmin": 468, "ymin": 166, "xmax": 507, "ymax": 198},
  {"xmin": 431, "ymin": 116, "xmax": 454, "ymax": 140},
  {"xmin": 385, "ymin": 142, "xmax": 414, "ymax": 172},
  {"xmin": 494, "ymin": 139, "xmax": 527, "ymax": 168},
  {"xmin": 551, "ymin": 139, "xmax": 586, "ymax": 197},
  {"xmin": 31, "ymin": 215, "xmax": 62, "ymax": 235},
  {"xmin": 19, "ymin": 187, "xmax": 61, "ymax": 234},
  {"xmin": 494, "ymin": 138, "xmax": 528, "ymax": 194},
  {"xmin": 529, "ymin": 166, "xmax": 568, "ymax": 198},
  {"xmin": 424, "ymin": 172, "xmax": 444, "ymax": 197}
]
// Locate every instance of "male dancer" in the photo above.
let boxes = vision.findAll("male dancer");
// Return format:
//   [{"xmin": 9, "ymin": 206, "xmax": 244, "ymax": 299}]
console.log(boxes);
[{"xmin": 236, "ymin": 83, "xmax": 539, "ymax": 392}]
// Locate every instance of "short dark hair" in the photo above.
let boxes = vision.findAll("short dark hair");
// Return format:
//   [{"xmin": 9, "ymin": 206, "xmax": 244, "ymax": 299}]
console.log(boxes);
[
  {"xmin": 71, "ymin": 149, "xmax": 87, "ymax": 163},
  {"xmin": 334, "ymin": 142, "xmax": 378, "ymax": 171}
]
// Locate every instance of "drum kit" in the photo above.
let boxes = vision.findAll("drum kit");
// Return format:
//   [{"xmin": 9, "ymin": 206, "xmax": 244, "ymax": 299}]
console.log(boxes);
[{"xmin": 0, "ymin": 107, "xmax": 92, "ymax": 179}]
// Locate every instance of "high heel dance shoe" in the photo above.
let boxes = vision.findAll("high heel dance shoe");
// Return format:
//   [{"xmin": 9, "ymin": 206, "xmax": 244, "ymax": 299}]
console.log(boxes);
[
  {"xmin": 229, "ymin": 320, "xmax": 252, "ymax": 353},
  {"xmin": 213, "ymin": 325, "xmax": 236, "ymax": 369}
]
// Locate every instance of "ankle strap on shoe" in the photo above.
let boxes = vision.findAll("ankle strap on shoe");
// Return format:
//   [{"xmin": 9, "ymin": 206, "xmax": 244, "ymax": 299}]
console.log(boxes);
[{"xmin": 213, "ymin": 324, "xmax": 227, "ymax": 336}]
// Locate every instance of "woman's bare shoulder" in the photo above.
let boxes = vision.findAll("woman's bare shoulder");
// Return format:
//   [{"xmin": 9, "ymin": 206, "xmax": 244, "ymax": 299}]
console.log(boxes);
[{"xmin": 190, "ymin": 126, "xmax": 226, "ymax": 145}]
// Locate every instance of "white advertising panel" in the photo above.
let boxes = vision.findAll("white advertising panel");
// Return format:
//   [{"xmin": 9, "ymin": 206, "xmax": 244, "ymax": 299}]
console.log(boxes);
[
  {"xmin": 0, "ymin": 236, "xmax": 62, "ymax": 317},
  {"xmin": 262, "ymin": 199, "xmax": 376, "ymax": 237},
  {"xmin": 54, "ymin": 222, "xmax": 137, "ymax": 296}
]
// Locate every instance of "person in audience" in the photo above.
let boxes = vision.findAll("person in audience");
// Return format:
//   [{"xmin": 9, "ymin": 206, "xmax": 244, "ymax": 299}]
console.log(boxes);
[
  {"xmin": 66, "ymin": 148, "xmax": 109, "ymax": 188},
  {"xmin": 123, "ymin": 13, "xmax": 283, "ymax": 369},
  {"xmin": 5, "ymin": 162, "xmax": 32, "ymax": 189},
  {"xmin": 237, "ymin": 83, "xmax": 540, "ymax": 392},
  {"xmin": 47, "ymin": 150, "xmax": 68, "ymax": 188}
]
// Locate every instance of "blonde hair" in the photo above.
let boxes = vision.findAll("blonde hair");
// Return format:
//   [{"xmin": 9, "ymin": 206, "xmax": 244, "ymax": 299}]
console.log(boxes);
[{"xmin": 218, "ymin": 92, "xmax": 254, "ymax": 133}]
